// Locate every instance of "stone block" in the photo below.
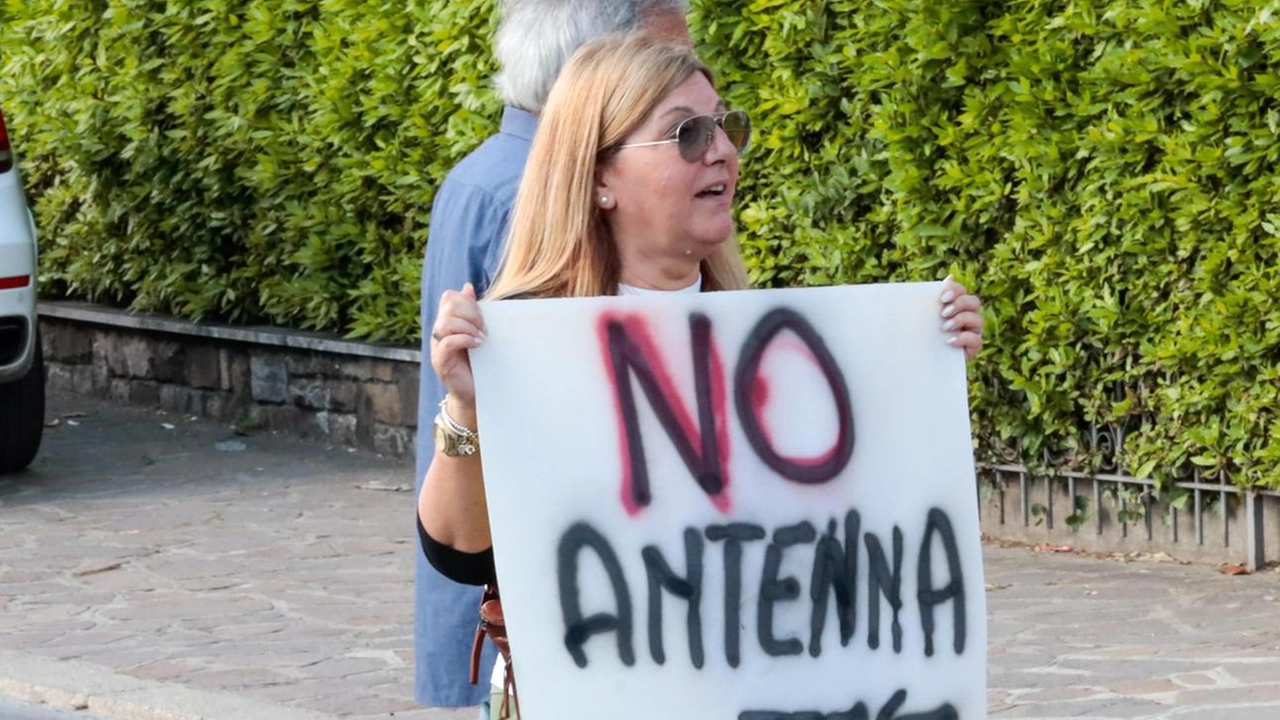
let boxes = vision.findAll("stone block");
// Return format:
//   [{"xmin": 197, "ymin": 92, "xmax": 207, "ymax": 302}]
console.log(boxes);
[
  {"xmin": 288, "ymin": 378, "xmax": 330, "ymax": 411},
  {"xmin": 44, "ymin": 363, "xmax": 73, "ymax": 393},
  {"xmin": 161, "ymin": 384, "xmax": 206, "ymax": 415},
  {"xmin": 128, "ymin": 381, "xmax": 161, "ymax": 406},
  {"xmin": 362, "ymin": 383, "xmax": 405, "ymax": 426},
  {"xmin": 110, "ymin": 336, "xmax": 183, "ymax": 382},
  {"xmin": 342, "ymin": 357, "xmax": 393, "ymax": 383},
  {"xmin": 108, "ymin": 379, "xmax": 130, "ymax": 403},
  {"xmin": 328, "ymin": 381, "xmax": 360, "ymax": 413},
  {"xmin": 250, "ymin": 354, "xmax": 288, "ymax": 405},
  {"xmin": 152, "ymin": 340, "xmax": 185, "ymax": 383},
  {"xmin": 316, "ymin": 411, "xmax": 358, "ymax": 446},
  {"xmin": 185, "ymin": 346, "xmax": 223, "ymax": 390},
  {"xmin": 372, "ymin": 424, "xmax": 414, "ymax": 457},
  {"xmin": 225, "ymin": 351, "xmax": 251, "ymax": 395},
  {"xmin": 121, "ymin": 337, "xmax": 151, "ymax": 378},
  {"xmin": 98, "ymin": 331, "xmax": 128, "ymax": 377},
  {"xmin": 355, "ymin": 405, "xmax": 375, "ymax": 447},
  {"xmin": 392, "ymin": 363, "xmax": 420, "ymax": 428},
  {"xmin": 258, "ymin": 405, "xmax": 313, "ymax": 437},
  {"xmin": 71, "ymin": 365, "xmax": 96, "ymax": 395},
  {"xmin": 286, "ymin": 354, "xmax": 339, "ymax": 378},
  {"xmin": 93, "ymin": 357, "xmax": 110, "ymax": 390},
  {"xmin": 201, "ymin": 391, "xmax": 229, "ymax": 419},
  {"xmin": 40, "ymin": 322, "xmax": 93, "ymax": 363}
]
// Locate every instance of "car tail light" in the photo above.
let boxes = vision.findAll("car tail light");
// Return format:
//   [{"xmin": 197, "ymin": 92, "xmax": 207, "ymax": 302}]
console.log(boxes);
[
  {"xmin": 0, "ymin": 108, "xmax": 12, "ymax": 174},
  {"xmin": 0, "ymin": 275, "xmax": 31, "ymax": 290}
]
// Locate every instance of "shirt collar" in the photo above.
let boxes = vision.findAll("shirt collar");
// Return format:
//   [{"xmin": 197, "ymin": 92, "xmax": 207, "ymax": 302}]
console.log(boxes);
[
  {"xmin": 500, "ymin": 106, "xmax": 538, "ymax": 141},
  {"xmin": 618, "ymin": 274, "xmax": 703, "ymax": 296}
]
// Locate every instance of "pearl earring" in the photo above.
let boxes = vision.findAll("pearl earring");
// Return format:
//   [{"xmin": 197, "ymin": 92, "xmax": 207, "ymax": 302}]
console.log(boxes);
[{"xmin": 599, "ymin": 194, "xmax": 611, "ymax": 207}]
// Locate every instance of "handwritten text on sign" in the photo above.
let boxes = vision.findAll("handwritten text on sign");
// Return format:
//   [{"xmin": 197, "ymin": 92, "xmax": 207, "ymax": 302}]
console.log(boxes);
[{"xmin": 470, "ymin": 284, "xmax": 987, "ymax": 720}]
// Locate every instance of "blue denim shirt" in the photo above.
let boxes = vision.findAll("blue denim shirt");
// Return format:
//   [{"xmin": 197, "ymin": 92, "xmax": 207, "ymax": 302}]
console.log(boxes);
[{"xmin": 415, "ymin": 106, "xmax": 536, "ymax": 707}]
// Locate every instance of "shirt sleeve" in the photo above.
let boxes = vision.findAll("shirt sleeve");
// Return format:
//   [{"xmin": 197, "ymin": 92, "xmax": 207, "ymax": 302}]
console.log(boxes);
[
  {"xmin": 424, "ymin": 178, "xmax": 512, "ymax": 304},
  {"xmin": 417, "ymin": 514, "xmax": 498, "ymax": 587},
  {"xmin": 417, "ymin": 164, "xmax": 514, "ymax": 591}
]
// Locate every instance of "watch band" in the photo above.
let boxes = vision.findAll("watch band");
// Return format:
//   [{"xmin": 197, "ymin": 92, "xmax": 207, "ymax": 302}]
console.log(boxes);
[
  {"xmin": 439, "ymin": 395, "xmax": 478, "ymax": 437},
  {"xmin": 435, "ymin": 395, "xmax": 479, "ymax": 456}
]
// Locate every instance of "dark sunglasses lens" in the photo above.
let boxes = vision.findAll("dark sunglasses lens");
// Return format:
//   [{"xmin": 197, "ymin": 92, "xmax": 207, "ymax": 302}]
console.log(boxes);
[
  {"xmin": 676, "ymin": 116, "xmax": 717, "ymax": 163},
  {"xmin": 675, "ymin": 113, "xmax": 752, "ymax": 162},
  {"xmin": 723, "ymin": 111, "xmax": 751, "ymax": 154}
]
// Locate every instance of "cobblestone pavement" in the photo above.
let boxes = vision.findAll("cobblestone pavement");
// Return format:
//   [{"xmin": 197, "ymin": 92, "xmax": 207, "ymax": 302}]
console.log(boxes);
[
  {"xmin": 986, "ymin": 547, "xmax": 1280, "ymax": 719},
  {"xmin": 1, "ymin": 392, "xmax": 1278, "ymax": 720},
  {"xmin": 1, "ymin": 392, "xmax": 469, "ymax": 720}
]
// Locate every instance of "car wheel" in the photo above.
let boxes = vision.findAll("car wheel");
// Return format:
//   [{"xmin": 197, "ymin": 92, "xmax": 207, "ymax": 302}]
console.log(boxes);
[{"xmin": 0, "ymin": 335, "xmax": 45, "ymax": 473}]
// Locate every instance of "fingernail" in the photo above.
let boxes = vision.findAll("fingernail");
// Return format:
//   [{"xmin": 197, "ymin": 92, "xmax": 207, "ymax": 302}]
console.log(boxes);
[
  {"xmin": 477, "ymin": 332, "xmax": 488, "ymax": 344},
  {"xmin": 941, "ymin": 304, "xmax": 957, "ymax": 318},
  {"xmin": 940, "ymin": 291, "xmax": 955, "ymax": 303},
  {"xmin": 942, "ymin": 319, "xmax": 956, "ymax": 332},
  {"xmin": 946, "ymin": 335, "xmax": 959, "ymax": 345}
]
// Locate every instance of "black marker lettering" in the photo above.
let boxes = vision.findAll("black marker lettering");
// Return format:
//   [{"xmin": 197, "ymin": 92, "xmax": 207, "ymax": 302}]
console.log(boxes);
[
  {"xmin": 558, "ymin": 521, "xmax": 635, "ymax": 668},
  {"xmin": 758, "ymin": 521, "xmax": 817, "ymax": 657},
  {"xmin": 865, "ymin": 526, "xmax": 904, "ymax": 653},
  {"xmin": 809, "ymin": 510, "xmax": 861, "ymax": 657},
  {"xmin": 917, "ymin": 508, "xmax": 965, "ymax": 656},
  {"xmin": 642, "ymin": 528, "xmax": 705, "ymax": 668},
  {"xmin": 706, "ymin": 523, "xmax": 767, "ymax": 667}
]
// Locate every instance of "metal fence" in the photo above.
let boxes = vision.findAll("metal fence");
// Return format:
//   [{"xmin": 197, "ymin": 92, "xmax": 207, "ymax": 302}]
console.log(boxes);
[{"xmin": 976, "ymin": 423, "xmax": 1280, "ymax": 571}]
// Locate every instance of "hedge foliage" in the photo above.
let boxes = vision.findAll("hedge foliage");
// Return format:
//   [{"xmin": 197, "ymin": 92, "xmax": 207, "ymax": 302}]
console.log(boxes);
[
  {"xmin": 4, "ymin": 0, "xmax": 1280, "ymax": 488},
  {"xmin": 1, "ymin": 0, "xmax": 500, "ymax": 341}
]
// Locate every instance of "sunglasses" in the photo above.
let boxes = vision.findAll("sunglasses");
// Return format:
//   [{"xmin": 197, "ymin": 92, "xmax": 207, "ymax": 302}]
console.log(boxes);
[{"xmin": 616, "ymin": 110, "xmax": 752, "ymax": 163}]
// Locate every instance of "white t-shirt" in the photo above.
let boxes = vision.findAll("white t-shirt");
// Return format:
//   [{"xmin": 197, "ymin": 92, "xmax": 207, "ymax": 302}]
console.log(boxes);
[{"xmin": 618, "ymin": 274, "xmax": 702, "ymax": 296}]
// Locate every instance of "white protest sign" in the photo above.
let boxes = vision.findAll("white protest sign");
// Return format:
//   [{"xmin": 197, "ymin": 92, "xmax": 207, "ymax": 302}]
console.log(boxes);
[{"xmin": 470, "ymin": 283, "xmax": 986, "ymax": 720}]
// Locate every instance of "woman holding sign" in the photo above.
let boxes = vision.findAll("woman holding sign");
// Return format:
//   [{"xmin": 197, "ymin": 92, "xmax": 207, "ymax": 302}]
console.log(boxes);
[{"xmin": 418, "ymin": 32, "xmax": 984, "ymax": 717}]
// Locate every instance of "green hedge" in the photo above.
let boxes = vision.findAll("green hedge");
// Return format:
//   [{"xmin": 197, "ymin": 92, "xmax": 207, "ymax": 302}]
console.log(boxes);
[
  {"xmin": 4, "ymin": 0, "xmax": 1280, "ymax": 489},
  {"xmin": 1, "ymin": 0, "xmax": 500, "ymax": 341},
  {"xmin": 698, "ymin": 0, "xmax": 1280, "ymax": 490}
]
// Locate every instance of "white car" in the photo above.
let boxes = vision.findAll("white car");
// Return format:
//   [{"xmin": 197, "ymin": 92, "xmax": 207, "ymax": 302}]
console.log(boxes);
[{"xmin": 0, "ymin": 107, "xmax": 44, "ymax": 472}]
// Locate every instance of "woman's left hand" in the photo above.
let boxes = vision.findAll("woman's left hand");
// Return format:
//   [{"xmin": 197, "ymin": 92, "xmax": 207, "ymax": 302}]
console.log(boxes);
[{"xmin": 939, "ymin": 277, "xmax": 983, "ymax": 362}]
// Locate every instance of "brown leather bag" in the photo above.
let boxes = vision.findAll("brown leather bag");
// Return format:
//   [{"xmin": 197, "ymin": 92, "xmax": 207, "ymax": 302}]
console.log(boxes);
[{"xmin": 469, "ymin": 584, "xmax": 519, "ymax": 720}]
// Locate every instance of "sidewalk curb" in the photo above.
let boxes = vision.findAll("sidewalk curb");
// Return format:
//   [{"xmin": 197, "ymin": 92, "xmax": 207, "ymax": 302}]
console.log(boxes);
[{"xmin": 0, "ymin": 650, "xmax": 335, "ymax": 720}]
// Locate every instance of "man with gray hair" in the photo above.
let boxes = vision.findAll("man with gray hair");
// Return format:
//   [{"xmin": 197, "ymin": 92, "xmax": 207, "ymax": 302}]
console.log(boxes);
[{"xmin": 413, "ymin": 0, "xmax": 691, "ymax": 712}]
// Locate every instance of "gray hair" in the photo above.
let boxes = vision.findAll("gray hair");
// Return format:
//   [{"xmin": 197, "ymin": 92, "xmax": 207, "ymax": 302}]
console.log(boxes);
[{"xmin": 493, "ymin": 0, "xmax": 690, "ymax": 113}]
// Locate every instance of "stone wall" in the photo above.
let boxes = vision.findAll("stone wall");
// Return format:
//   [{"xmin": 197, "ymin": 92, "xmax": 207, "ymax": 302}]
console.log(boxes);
[{"xmin": 38, "ymin": 302, "xmax": 420, "ymax": 457}]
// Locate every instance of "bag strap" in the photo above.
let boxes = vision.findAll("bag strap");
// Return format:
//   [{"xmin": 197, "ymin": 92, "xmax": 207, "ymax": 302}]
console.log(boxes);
[{"xmin": 468, "ymin": 584, "xmax": 521, "ymax": 718}]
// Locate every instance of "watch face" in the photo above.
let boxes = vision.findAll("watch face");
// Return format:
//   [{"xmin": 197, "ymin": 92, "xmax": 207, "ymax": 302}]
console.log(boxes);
[
  {"xmin": 434, "ymin": 415, "xmax": 476, "ymax": 456},
  {"xmin": 434, "ymin": 419, "xmax": 452, "ymax": 453}
]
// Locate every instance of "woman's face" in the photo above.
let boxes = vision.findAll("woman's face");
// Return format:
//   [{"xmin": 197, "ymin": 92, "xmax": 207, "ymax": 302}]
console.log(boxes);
[{"xmin": 596, "ymin": 72, "xmax": 740, "ymax": 285}]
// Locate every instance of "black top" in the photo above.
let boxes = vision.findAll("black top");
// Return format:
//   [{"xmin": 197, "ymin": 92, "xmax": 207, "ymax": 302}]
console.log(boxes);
[{"xmin": 417, "ymin": 514, "xmax": 497, "ymax": 586}]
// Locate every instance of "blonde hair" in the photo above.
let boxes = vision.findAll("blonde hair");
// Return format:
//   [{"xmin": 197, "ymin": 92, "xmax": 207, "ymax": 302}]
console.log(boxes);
[{"xmin": 486, "ymin": 33, "xmax": 750, "ymax": 300}]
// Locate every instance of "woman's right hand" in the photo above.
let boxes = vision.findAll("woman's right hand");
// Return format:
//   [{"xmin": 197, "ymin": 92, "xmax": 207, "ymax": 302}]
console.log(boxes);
[{"xmin": 430, "ymin": 283, "xmax": 487, "ymax": 409}]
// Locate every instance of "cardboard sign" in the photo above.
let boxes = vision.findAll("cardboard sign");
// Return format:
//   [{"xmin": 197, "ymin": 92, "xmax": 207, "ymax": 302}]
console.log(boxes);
[{"xmin": 470, "ymin": 283, "xmax": 986, "ymax": 720}]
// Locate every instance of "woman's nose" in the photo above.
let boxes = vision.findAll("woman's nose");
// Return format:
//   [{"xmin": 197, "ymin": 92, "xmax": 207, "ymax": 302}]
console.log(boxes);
[{"xmin": 703, "ymin": 124, "xmax": 737, "ymax": 164}]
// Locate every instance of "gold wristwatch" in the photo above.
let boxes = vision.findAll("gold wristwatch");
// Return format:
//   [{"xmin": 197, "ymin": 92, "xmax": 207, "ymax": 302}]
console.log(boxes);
[{"xmin": 434, "ymin": 397, "xmax": 479, "ymax": 457}]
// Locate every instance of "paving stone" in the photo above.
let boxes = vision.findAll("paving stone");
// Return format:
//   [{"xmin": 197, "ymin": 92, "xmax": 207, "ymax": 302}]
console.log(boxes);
[
  {"xmin": 6, "ymin": 392, "xmax": 1280, "ymax": 720},
  {"xmin": 127, "ymin": 659, "xmax": 208, "ymax": 683},
  {"xmin": 1108, "ymin": 679, "xmax": 1182, "ymax": 696},
  {"xmin": 1175, "ymin": 684, "xmax": 1280, "ymax": 705},
  {"xmin": 1224, "ymin": 662, "xmax": 1280, "ymax": 684},
  {"xmin": 181, "ymin": 667, "xmax": 296, "ymax": 690}
]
